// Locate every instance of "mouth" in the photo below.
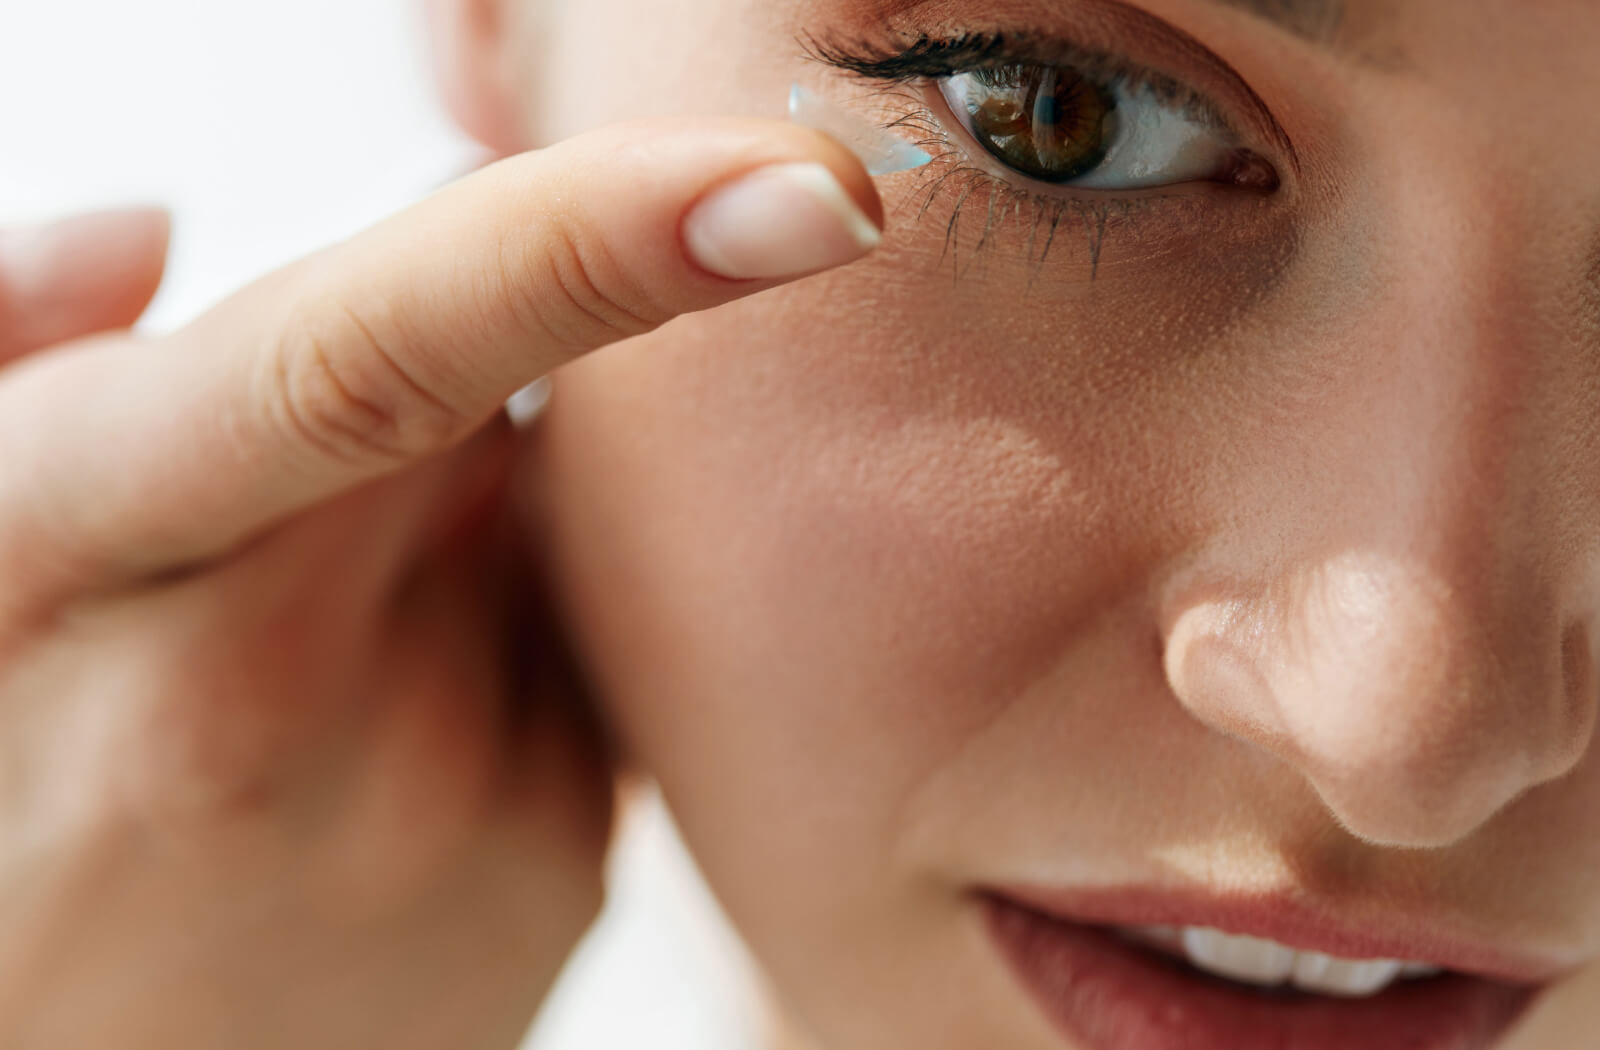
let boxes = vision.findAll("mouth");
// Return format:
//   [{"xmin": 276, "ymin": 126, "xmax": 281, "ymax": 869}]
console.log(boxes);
[{"xmin": 980, "ymin": 888, "xmax": 1557, "ymax": 1050}]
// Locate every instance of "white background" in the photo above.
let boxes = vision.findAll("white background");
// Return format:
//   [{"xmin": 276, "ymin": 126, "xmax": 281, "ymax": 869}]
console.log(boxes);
[{"xmin": 0, "ymin": 3, "xmax": 762, "ymax": 1047}]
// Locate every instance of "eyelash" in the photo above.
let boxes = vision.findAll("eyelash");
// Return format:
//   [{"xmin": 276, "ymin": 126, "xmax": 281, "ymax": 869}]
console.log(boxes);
[
  {"xmin": 806, "ymin": 30, "xmax": 1231, "ymax": 130},
  {"xmin": 802, "ymin": 30, "xmax": 1262, "ymax": 279}
]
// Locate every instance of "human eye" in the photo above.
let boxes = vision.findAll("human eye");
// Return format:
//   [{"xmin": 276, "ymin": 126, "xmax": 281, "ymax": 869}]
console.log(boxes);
[
  {"xmin": 941, "ymin": 56, "xmax": 1274, "ymax": 190},
  {"xmin": 807, "ymin": 29, "xmax": 1284, "ymax": 200}
]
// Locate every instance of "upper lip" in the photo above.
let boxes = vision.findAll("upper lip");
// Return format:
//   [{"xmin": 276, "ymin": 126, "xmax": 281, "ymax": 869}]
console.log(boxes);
[{"xmin": 983, "ymin": 883, "xmax": 1580, "ymax": 986}]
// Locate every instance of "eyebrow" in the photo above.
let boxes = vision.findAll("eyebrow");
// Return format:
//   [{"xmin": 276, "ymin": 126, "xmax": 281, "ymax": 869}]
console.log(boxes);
[{"xmin": 1202, "ymin": 0, "xmax": 1345, "ymax": 45}]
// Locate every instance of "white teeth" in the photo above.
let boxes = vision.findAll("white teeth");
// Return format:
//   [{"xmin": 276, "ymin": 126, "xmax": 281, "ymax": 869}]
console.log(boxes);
[
  {"xmin": 1182, "ymin": 927, "xmax": 1298, "ymax": 986},
  {"xmin": 1290, "ymin": 951, "xmax": 1404, "ymax": 997},
  {"xmin": 1138, "ymin": 926, "xmax": 1439, "ymax": 997}
]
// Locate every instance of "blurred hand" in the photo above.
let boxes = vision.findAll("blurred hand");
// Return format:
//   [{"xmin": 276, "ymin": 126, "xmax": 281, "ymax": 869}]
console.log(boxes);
[
  {"xmin": 0, "ymin": 121, "xmax": 881, "ymax": 1050},
  {"xmin": 0, "ymin": 207, "xmax": 170, "ymax": 362}
]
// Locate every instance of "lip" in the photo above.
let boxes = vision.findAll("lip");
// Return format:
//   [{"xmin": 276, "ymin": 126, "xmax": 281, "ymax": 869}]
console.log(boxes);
[
  {"xmin": 987, "ymin": 883, "xmax": 1573, "ymax": 985},
  {"xmin": 982, "ymin": 893, "xmax": 1549, "ymax": 1050}
]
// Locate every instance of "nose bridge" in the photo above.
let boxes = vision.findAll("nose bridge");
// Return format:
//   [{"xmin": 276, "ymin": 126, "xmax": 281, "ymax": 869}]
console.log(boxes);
[
  {"xmin": 1343, "ymin": 201, "xmax": 1550, "ymax": 638},
  {"xmin": 1163, "ymin": 157, "xmax": 1600, "ymax": 849},
  {"xmin": 1335, "ymin": 140, "xmax": 1600, "ymax": 663}
]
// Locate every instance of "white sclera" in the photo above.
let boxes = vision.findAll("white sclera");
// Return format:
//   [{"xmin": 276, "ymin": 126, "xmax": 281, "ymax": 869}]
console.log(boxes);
[{"xmin": 787, "ymin": 84, "xmax": 933, "ymax": 177}]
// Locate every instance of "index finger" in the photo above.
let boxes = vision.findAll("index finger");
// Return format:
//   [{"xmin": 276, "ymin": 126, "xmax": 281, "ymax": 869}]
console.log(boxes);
[{"xmin": 0, "ymin": 118, "xmax": 882, "ymax": 602}]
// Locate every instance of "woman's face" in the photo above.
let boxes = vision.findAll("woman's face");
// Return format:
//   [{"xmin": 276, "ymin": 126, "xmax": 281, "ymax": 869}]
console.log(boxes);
[{"xmin": 507, "ymin": 1, "xmax": 1600, "ymax": 1046}]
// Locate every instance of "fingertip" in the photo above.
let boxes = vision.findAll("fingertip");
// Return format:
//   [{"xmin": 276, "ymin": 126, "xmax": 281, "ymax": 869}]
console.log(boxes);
[
  {"xmin": 0, "ymin": 205, "xmax": 173, "ymax": 346},
  {"xmin": 91, "ymin": 205, "xmax": 174, "ymax": 320},
  {"xmin": 0, "ymin": 205, "xmax": 173, "ymax": 283},
  {"xmin": 85, "ymin": 204, "xmax": 174, "ymax": 284},
  {"xmin": 661, "ymin": 115, "xmax": 887, "ymax": 283},
  {"xmin": 785, "ymin": 123, "xmax": 887, "ymax": 233},
  {"xmin": 683, "ymin": 160, "xmax": 883, "ymax": 281},
  {"xmin": 0, "ymin": 207, "xmax": 173, "ymax": 362}
]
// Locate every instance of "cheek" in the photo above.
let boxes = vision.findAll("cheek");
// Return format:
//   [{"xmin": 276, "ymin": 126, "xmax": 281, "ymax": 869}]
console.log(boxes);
[
  {"xmin": 524, "ymin": 198, "xmax": 1350, "ymax": 1039},
  {"xmin": 526, "ymin": 266, "xmax": 1219, "ymax": 927}
]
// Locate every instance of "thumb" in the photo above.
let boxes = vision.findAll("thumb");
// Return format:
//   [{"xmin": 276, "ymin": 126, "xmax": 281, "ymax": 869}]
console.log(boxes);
[{"xmin": 0, "ymin": 118, "xmax": 882, "ymax": 603}]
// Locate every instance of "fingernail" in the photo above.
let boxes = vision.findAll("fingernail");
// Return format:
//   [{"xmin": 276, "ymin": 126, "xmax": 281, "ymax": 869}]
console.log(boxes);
[{"xmin": 683, "ymin": 163, "xmax": 882, "ymax": 281}]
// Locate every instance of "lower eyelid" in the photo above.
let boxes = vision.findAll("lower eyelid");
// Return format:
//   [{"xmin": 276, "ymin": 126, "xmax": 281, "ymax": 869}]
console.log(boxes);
[{"xmin": 853, "ymin": 84, "xmax": 1286, "ymax": 278}]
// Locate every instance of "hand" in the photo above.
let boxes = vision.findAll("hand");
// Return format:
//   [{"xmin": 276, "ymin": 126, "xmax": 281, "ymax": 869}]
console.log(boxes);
[
  {"xmin": 0, "ymin": 206, "xmax": 170, "ymax": 363},
  {"xmin": 0, "ymin": 122, "xmax": 881, "ymax": 1050}
]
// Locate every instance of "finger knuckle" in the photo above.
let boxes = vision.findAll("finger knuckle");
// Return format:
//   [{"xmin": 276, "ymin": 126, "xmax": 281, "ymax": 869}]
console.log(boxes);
[
  {"xmin": 266, "ymin": 294, "xmax": 466, "ymax": 470},
  {"xmin": 509, "ymin": 224, "xmax": 674, "ymax": 350}
]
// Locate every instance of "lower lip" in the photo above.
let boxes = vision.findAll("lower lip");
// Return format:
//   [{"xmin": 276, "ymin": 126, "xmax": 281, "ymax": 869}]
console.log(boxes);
[{"xmin": 983, "ymin": 895, "xmax": 1541, "ymax": 1050}]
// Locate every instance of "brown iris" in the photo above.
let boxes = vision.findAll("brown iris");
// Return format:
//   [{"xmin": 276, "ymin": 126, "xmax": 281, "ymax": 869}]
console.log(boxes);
[{"xmin": 962, "ymin": 65, "xmax": 1119, "ymax": 183}]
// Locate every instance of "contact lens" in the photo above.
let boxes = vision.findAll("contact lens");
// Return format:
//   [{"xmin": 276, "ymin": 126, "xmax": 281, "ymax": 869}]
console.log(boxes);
[{"xmin": 787, "ymin": 84, "xmax": 933, "ymax": 176}]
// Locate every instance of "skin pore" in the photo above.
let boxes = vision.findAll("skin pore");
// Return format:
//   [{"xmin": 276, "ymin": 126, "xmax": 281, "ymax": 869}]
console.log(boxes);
[{"xmin": 441, "ymin": 0, "xmax": 1600, "ymax": 1046}]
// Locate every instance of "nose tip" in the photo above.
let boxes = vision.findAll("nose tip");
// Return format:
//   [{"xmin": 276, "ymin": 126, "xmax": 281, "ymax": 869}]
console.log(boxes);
[{"xmin": 1163, "ymin": 552, "xmax": 1599, "ymax": 848}]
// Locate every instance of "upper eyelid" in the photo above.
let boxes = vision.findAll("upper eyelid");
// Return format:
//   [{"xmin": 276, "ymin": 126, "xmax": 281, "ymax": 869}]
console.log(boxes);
[
  {"xmin": 799, "ymin": 3, "xmax": 1299, "ymax": 177},
  {"xmin": 804, "ymin": 30, "xmax": 1236, "ymax": 134}
]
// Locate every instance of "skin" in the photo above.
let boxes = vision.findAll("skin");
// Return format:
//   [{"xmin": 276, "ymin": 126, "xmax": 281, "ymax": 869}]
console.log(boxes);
[
  {"xmin": 4, "ymin": 1, "xmax": 1598, "ymax": 1047},
  {"xmin": 0, "ymin": 127, "xmax": 879, "ymax": 1046},
  {"xmin": 431, "ymin": 0, "xmax": 1600, "ymax": 1046}
]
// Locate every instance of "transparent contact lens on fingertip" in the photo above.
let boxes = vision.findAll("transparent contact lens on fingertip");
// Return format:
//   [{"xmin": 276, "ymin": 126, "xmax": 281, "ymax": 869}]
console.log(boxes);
[
  {"xmin": 788, "ymin": 83, "xmax": 933, "ymax": 176},
  {"xmin": 505, "ymin": 376, "xmax": 552, "ymax": 428}
]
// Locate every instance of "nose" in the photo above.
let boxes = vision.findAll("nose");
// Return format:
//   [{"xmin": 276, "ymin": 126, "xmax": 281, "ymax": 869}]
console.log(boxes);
[
  {"xmin": 1159, "ymin": 172, "xmax": 1600, "ymax": 850},
  {"xmin": 1164, "ymin": 553, "xmax": 1597, "ymax": 848}
]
